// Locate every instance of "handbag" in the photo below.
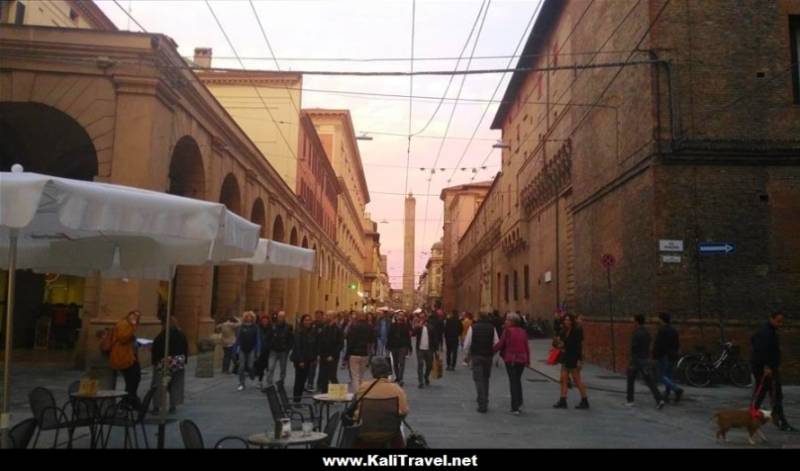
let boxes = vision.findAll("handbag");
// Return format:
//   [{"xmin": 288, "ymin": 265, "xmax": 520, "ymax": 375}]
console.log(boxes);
[
  {"xmin": 403, "ymin": 419, "xmax": 428, "ymax": 449},
  {"xmin": 546, "ymin": 347, "xmax": 563, "ymax": 366},
  {"xmin": 161, "ymin": 354, "xmax": 186, "ymax": 375},
  {"xmin": 432, "ymin": 353, "xmax": 443, "ymax": 379}
]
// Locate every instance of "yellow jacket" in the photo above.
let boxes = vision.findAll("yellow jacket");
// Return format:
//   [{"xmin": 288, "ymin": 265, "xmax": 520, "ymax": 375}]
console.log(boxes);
[{"xmin": 109, "ymin": 318, "xmax": 137, "ymax": 370}]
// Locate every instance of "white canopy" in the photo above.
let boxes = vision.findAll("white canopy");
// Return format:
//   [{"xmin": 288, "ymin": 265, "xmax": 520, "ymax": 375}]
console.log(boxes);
[
  {"xmin": 227, "ymin": 238, "xmax": 315, "ymax": 281},
  {"xmin": 0, "ymin": 171, "xmax": 260, "ymax": 278}
]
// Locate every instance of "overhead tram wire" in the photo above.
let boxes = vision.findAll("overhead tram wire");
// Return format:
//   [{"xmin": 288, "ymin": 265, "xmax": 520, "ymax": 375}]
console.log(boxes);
[
  {"xmin": 204, "ymin": 0, "xmax": 298, "ymax": 160},
  {"xmin": 419, "ymin": 0, "xmax": 491, "ymax": 255},
  {"xmin": 403, "ymin": 0, "xmax": 416, "ymax": 196},
  {"xmin": 446, "ymin": 0, "xmax": 544, "ymax": 184},
  {"xmin": 112, "ymin": 0, "xmax": 147, "ymax": 32}
]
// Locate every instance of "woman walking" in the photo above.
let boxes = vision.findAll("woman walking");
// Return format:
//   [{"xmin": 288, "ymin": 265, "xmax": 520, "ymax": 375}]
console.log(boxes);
[
  {"xmin": 493, "ymin": 313, "xmax": 530, "ymax": 415},
  {"xmin": 233, "ymin": 311, "xmax": 261, "ymax": 391},
  {"xmin": 109, "ymin": 310, "xmax": 142, "ymax": 407},
  {"xmin": 291, "ymin": 314, "xmax": 318, "ymax": 402},
  {"xmin": 552, "ymin": 314, "xmax": 590, "ymax": 409},
  {"xmin": 151, "ymin": 317, "xmax": 188, "ymax": 413}
]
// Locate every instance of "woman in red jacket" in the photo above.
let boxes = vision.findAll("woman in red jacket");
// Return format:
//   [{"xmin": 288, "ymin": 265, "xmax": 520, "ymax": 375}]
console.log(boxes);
[{"xmin": 493, "ymin": 312, "xmax": 531, "ymax": 415}]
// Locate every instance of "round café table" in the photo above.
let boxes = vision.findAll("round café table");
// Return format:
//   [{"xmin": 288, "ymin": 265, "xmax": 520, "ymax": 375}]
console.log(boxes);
[
  {"xmin": 248, "ymin": 431, "xmax": 327, "ymax": 449},
  {"xmin": 69, "ymin": 390, "xmax": 129, "ymax": 448},
  {"xmin": 312, "ymin": 393, "xmax": 353, "ymax": 430}
]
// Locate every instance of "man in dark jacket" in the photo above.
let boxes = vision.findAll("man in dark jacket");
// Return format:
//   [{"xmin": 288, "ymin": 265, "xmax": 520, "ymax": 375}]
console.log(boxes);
[
  {"xmin": 316, "ymin": 311, "xmax": 344, "ymax": 393},
  {"xmin": 346, "ymin": 311, "xmax": 375, "ymax": 393},
  {"xmin": 388, "ymin": 312, "xmax": 412, "ymax": 385},
  {"xmin": 464, "ymin": 312, "xmax": 499, "ymax": 413},
  {"xmin": 444, "ymin": 311, "xmax": 462, "ymax": 371},
  {"xmin": 626, "ymin": 315, "xmax": 664, "ymax": 409},
  {"xmin": 291, "ymin": 314, "xmax": 317, "ymax": 402},
  {"xmin": 306, "ymin": 310, "xmax": 326, "ymax": 392},
  {"xmin": 266, "ymin": 311, "xmax": 294, "ymax": 387},
  {"xmin": 751, "ymin": 313, "xmax": 795, "ymax": 432},
  {"xmin": 652, "ymin": 313, "xmax": 684, "ymax": 403}
]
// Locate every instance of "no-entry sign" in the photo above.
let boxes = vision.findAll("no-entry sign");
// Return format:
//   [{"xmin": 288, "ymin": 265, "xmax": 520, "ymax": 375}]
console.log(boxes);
[{"xmin": 601, "ymin": 254, "xmax": 615, "ymax": 269}]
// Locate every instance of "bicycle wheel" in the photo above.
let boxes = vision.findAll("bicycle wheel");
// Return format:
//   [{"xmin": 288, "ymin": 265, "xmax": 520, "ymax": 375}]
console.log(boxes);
[
  {"xmin": 728, "ymin": 361, "xmax": 752, "ymax": 388},
  {"xmin": 675, "ymin": 354, "xmax": 700, "ymax": 385},
  {"xmin": 685, "ymin": 360, "xmax": 711, "ymax": 388}
]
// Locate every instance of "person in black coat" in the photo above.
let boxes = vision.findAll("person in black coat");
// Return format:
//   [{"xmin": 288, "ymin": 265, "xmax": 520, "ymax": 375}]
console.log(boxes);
[
  {"xmin": 626, "ymin": 315, "xmax": 664, "ymax": 409},
  {"xmin": 151, "ymin": 317, "xmax": 189, "ymax": 413},
  {"xmin": 290, "ymin": 314, "xmax": 317, "ymax": 402},
  {"xmin": 444, "ymin": 311, "xmax": 462, "ymax": 371},
  {"xmin": 552, "ymin": 314, "xmax": 589, "ymax": 409},
  {"xmin": 265, "ymin": 311, "xmax": 294, "ymax": 387},
  {"xmin": 388, "ymin": 312, "xmax": 413, "ymax": 385},
  {"xmin": 751, "ymin": 312, "xmax": 794, "ymax": 431},
  {"xmin": 652, "ymin": 313, "xmax": 684, "ymax": 403},
  {"xmin": 316, "ymin": 312, "xmax": 343, "ymax": 393}
]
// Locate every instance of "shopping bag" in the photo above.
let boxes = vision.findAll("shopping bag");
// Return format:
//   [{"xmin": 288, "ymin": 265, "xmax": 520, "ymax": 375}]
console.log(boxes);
[
  {"xmin": 546, "ymin": 348, "xmax": 563, "ymax": 366},
  {"xmin": 432, "ymin": 352, "xmax": 443, "ymax": 379}
]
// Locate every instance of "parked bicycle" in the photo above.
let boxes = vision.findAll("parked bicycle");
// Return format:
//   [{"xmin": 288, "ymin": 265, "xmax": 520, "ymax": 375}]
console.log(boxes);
[{"xmin": 678, "ymin": 341, "xmax": 751, "ymax": 388}]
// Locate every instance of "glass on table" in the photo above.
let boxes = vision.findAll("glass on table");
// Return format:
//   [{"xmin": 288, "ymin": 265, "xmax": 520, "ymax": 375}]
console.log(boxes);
[{"xmin": 302, "ymin": 421, "xmax": 313, "ymax": 437}]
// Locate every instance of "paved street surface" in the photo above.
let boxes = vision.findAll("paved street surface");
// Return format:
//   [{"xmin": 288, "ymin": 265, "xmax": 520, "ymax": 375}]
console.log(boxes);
[{"xmin": 6, "ymin": 339, "xmax": 800, "ymax": 448}]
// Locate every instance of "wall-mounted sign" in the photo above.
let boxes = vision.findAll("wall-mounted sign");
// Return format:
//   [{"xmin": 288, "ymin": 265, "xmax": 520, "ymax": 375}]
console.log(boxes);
[
  {"xmin": 659, "ymin": 240, "xmax": 684, "ymax": 252},
  {"xmin": 544, "ymin": 271, "xmax": 552, "ymax": 283},
  {"xmin": 662, "ymin": 255, "xmax": 682, "ymax": 264}
]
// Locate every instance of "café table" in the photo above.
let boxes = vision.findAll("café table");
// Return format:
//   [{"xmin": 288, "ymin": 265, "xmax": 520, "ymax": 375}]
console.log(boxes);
[
  {"xmin": 247, "ymin": 431, "xmax": 327, "ymax": 449},
  {"xmin": 312, "ymin": 393, "xmax": 353, "ymax": 430},
  {"xmin": 68, "ymin": 390, "xmax": 129, "ymax": 448}
]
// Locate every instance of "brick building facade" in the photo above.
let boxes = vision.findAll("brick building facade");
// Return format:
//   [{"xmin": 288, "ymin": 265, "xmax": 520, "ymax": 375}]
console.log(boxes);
[{"xmin": 453, "ymin": 0, "xmax": 800, "ymax": 380}]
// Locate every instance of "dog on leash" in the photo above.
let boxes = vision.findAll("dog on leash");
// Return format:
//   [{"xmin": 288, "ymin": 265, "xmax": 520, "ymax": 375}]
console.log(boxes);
[{"xmin": 713, "ymin": 409, "xmax": 772, "ymax": 445}]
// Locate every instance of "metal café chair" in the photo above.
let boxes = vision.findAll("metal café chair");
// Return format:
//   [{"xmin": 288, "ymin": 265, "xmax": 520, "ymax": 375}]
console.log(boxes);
[
  {"xmin": 28, "ymin": 387, "xmax": 81, "ymax": 448},
  {"xmin": 8, "ymin": 418, "xmax": 38, "ymax": 449},
  {"xmin": 337, "ymin": 423, "xmax": 362, "ymax": 449},
  {"xmin": 313, "ymin": 410, "xmax": 341, "ymax": 448},
  {"xmin": 179, "ymin": 419, "xmax": 249, "ymax": 449},
  {"xmin": 357, "ymin": 397, "xmax": 401, "ymax": 448},
  {"xmin": 100, "ymin": 387, "xmax": 157, "ymax": 449},
  {"xmin": 264, "ymin": 385, "xmax": 300, "ymax": 426},
  {"xmin": 275, "ymin": 380, "xmax": 317, "ymax": 425}
]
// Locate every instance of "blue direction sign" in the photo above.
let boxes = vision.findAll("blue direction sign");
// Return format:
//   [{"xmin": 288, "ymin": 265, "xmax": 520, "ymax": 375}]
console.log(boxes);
[{"xmin": 698, "ymin": 242, "xmax": 736, "ymax": 254}]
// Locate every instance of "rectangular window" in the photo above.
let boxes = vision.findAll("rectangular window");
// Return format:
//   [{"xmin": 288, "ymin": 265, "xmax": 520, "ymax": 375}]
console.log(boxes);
[
  {"xmin": 513, "ymin": 270, "xmax": 518, "ymax": 301},
  {"xmin": 504, "ymin": 274, "xmax": 509, "ymax": 304},
  {"xmin": 524, "ymin": 265, "xmax": 530, "ymax": 299},
  {"xmin": 14, "ymin": 1, "xmax": 25, "ymax": 25},
  {"xmin": 792, "ymin": 16, "xmax": 800, "ymax": 104}
]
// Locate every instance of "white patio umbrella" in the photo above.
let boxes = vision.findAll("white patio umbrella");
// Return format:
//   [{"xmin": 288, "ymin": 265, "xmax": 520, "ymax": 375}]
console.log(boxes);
[
  {"xmin": 0, "ymin": 167, "xmax": 260, "ymax": 448},
  {"xmin": 226, "ymin": 238, "xmax": 315, "ymax": 280}
]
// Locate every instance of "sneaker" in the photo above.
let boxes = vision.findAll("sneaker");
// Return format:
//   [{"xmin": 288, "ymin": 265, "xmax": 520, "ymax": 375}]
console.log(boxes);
[
  {"xmin": 624, "ymin": 402, "xmax": 635, "ymax": 407},
  {"xmin": 237, "ymin": 385, "xmax": 245, "ymax": 391},
  {"xmin": 477, "ymin": 407, "xmax": 487, "ymax": 413},
  {"xmin": 418, "ymin": 383, "xmax": 424, "ymax": 389},
  {"xmin": 674, "ymin": 390, "xmax": 683, "ymax": 403},
  {"xmin": 425, "ymin": 378, "xmax": 430, "ymax": 386},
  {"xmin": 656, "ymin": 400, "xmax": 665, "ymax": 410},
  {"xmin": 779, "ymin": 422, "xmax": 797, "ymax": 432},
  {"xmin": 511, "ymin": 410, "xmax": 521, "ymax": 416}
]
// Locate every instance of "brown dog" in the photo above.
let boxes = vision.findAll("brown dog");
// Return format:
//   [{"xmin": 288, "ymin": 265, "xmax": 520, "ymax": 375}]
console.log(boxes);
[{"xmin": 713, "ymin": 409, "xmax": 772, "ymax": 445}]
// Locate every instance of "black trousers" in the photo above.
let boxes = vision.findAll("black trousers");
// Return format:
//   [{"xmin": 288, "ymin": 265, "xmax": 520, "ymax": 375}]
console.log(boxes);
[
  {"xmin": 505, "ymin": 362, "xmax": 525, "ymax": 411},
  {"xmin": 390, "ymin": 348, "xmax": 408, "ymax": 382},
  {"xmin": 752, "ymin": 366, "xmax": 785, "ymax": 420},
  {"xmin": 417, "ymin": 350, "xmax": 433, "ymax": 384},
  {"xmin": 471, "ymin": 355, "xmax": 492, "ymax": 410},
  {"xmin": 316, "ymin": 357, "xmax": 338, "ymax": 393},
  {"xmin": 446, "ymin": 338, "xmax": 459, "ymax": 369},
  {"xmin": 255, "ymin": 350, "xmax": 270, "ymax": 382},
  {"xmin": 626, "ymin": 359, "xmax": 662, "ymax": 404},
  {"xmin": 121, "ymin": 361, "xmax": 141, "ymax": 405},
  {"xmin": 293, "ymin": 361, "xmax": 312, "ymax": 402}
]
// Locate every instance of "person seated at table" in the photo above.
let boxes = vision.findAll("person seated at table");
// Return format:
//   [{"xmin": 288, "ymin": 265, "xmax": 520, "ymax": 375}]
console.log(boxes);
[{"xmin": 352, "ymin": 357, "xmax": 408, "ymax": 448}]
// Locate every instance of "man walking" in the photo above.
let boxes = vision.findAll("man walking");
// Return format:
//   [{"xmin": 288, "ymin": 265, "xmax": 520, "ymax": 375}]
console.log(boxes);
[
  {"xmin": 346, "ymin": 311, "xmax": 374, "ymax": 393},
  {"xmin": 626, "ymin": 315, "xmax": 664, "ymax": 409},
  {"xmin": 414, "ymin": 314, "xmax": 437, "ymax": 388},
  {"xmin": 388, "ymin": 312, "xmax": 412, "ymax": 386},
  {"xmin": 376, "ymin": 312, "xmax": 391, "ymax": 358},
  {"xmin": 652, "ymin": 313, "xmax": 684, "ymax": 403},
  {"xmin": 444, "ymin": 310, "xmax": 461, "ymax": 371},
  {"xmin": 265, "ymin": 311, "xmax": 293, "ymax": 387},
  {"xmin": 464, "ymin": 312, "xmax": 499, "ymax": 413},
  {"xmin": 306, "ymin": 310, "xmax": 325, "ymax": 392},
  {"xmin": 316, "ymin": 311, "xmax": 344, "ymax": 393},
  {"xmin": 751, "ymin": 312, "xmax": 795, "ymax": 432}
]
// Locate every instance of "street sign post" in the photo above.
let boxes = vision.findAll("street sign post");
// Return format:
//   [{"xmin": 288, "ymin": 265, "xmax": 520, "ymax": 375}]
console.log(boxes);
[
  {"xmin": 601, "ymin": 253, "xmax": 616, "ymax": 372},
  {"xmin": 698, "ymin": 242, "xmax": 735, "ymax": 254}
]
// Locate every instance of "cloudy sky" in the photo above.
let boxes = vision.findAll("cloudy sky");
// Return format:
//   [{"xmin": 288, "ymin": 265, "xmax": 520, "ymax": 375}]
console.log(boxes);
[{"xmin": 96, "ymin": 0, "xmax": 542, "ymax": 288}]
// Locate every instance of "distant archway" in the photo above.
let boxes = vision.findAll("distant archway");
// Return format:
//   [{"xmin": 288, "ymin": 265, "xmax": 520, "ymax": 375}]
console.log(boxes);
[
  {"xmin": 246, "ymin": 198, "xmax": 267, "ymax": 311},
  {"xmin": 269, "ymin": 215, "xmax": 287, "ymax": 312}
]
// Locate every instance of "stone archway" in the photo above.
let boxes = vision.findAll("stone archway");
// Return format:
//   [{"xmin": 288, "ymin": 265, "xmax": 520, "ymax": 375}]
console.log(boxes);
[
  {"xmin": 165, "ymin": 136, "xmax": 209, "ymax": 351},
  {"xmin": 212, "ymin": 173, "xmax": 245, "ymax": 320},
  {"xmin": 0, "ymin": 102, "xmax": 98, "ymax": 351},
  {"xmin": 285, "ymin": 227, "xmax": 301, "ymax": 321},
  {"xmin": 245, "ymin": 198, "xmax": 268, "ymax": 312},
  {"xmin": 268, "ymin": 215, "xmax": 286, "ymax": 313}
]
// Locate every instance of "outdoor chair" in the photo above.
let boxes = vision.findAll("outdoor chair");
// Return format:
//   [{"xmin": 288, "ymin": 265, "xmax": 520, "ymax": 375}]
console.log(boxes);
[
  {"xmin": 100, "ymin": 387, "xmax": 157, "ymax": 449},
  {"xmin": 9, "ymin": 418, "xmax": 38, "ymax": 449},
  {"xmin": 264, "ymin": 385, "xmax": 300, "ymax": 425},
  {"xmin": 356, "ymin": 397, "xmax": 401, "ymax": 448},
  {"xmin": 337, "ymin": 423, "xmax": 362, "ymax": 449},
  {"xmin": 29, "ymin": 387, "xmax": 82, "ymax": 448},
  {"xmin": 66, "ymin": 380, "xmax": 97, "ymax": 429},
  {"xmin": 275, "ymin": 380, "xmax": 317, "ymax": 424},
  {"xmin": 179, "ymin": 419, "xmax": 249, "ymax": 449},
  {"xmin": 313, "ymin": 411, "xmax": 341, "ymax": 448}
]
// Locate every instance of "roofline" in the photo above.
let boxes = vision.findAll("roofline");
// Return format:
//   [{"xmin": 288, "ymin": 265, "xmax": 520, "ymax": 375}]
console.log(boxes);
[
  {"xmin": 457, "ymin": 172, "xmax": 502, "ymax": 246},
  {"xmin": 299, "ymin": 111, "xmax": 341, "ymax": 195},
  {"xmin": 490, "ymin": 0, "xmax": 562, "ymax": 130},
  {"xmin": 439, "ymin": 180, "xmax": 494, "ymax": 200},
  {"xmin": 72, "ymin": 0, "xmax": 119, "ymax": 31}
]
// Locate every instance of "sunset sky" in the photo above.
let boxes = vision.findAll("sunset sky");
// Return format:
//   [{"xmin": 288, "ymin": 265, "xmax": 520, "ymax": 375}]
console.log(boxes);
[{"xmin": 96, "ymin": 0, "xmax": 542, "ymax": 288}]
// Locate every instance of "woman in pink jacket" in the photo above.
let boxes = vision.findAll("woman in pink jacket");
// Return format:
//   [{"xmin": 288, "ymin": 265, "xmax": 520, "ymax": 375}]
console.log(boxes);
[{"xmin": 493, "ymin": 312, "xmax": 531, "ymax": 415}]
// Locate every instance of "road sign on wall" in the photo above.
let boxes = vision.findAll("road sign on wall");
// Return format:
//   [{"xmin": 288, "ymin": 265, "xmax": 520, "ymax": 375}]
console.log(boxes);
[
  {"xmin": 698, "ymin": 242, "xmax": 736, "ymax": 254},
  {"xmin": 659, "ymin": 240, "xmax": 684, "ymax": 252}
]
